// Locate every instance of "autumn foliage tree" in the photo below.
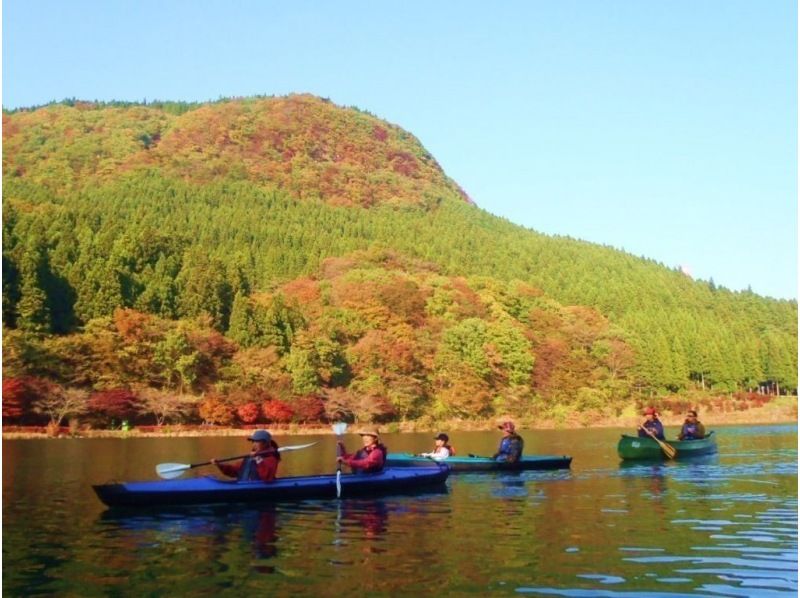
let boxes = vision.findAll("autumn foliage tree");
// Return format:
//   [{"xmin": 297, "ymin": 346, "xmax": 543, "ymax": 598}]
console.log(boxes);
[
  {"xmin": 236, "ymin": 402, "xmax": 261, "ymax": 424},
  {"xmin": 198, "ymin": 394, "xmax": 235, "ymax": 426},
  {"xmin": 88, "ymin": 388, "xmax": 141, "ymax": 422},
  {"xmin": 261, "ymin": 399, "xmax": 294, "ymax": 424},
  {"xmin": 2, "ymin": 376, "xmax": 52, "ymax": 422}
]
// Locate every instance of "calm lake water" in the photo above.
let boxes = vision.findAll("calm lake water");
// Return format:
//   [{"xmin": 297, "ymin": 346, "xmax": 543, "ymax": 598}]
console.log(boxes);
[{"xmin": 3, "ymin": 424, "xmax": 797, "ymax": 596}]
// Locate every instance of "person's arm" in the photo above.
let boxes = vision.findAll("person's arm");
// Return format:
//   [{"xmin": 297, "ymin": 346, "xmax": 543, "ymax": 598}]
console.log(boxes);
[
  {"xmin": 432, "ymin": 447, "xmax": 449, "ymax": 459},
  {"xmin": 654, "ymin": 421, "xmax": 665, "ymax": 440},
  {"xmin": 343, "ymin": 448, "xmax": 384, "ymax": 470},
  {"xmin": 696, "ymin": 422, "xmax": 706, "ymax": 438},
  {"xmin": 678, "ymin": 424, "xmax": 686, "ymax": 440},
  {"xmin": 213, "ymin": 459, "xmax": 242, "ymax": 479}
]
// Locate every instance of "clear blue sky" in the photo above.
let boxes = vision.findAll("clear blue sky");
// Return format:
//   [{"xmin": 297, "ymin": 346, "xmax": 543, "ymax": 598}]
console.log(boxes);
[{"xmin": 3, "ymin": 0, "xmax": 797, "ymax": 299}]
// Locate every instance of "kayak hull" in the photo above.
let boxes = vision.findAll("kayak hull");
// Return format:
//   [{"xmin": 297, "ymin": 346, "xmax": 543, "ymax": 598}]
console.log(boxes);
[
  {"xmin": 617, "ymin": 432, "xmax": 718, "ymax": 461},
  {"xmin": 385, "ymin": 453, "xmax": 572, "ymax": 472},
  {"xmin": 93, "ymin": 466, "xmax": 449, "ymax": 507}
]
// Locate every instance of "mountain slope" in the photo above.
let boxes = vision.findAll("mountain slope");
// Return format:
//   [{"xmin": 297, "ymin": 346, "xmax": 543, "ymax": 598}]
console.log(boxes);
[{"xmin": 2, "ymin": 95, "xmax": 796, "ymax": 404}]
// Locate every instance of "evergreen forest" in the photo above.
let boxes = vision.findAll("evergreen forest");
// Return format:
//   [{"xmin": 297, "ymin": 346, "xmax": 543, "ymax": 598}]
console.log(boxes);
[{"xmin": 3, "ymin": 94, "xmax": 796, "ymax": 429}]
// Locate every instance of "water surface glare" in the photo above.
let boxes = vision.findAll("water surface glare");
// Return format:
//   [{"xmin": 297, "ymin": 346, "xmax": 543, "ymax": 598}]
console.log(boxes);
[{"xmin": 3, "ymin": 424, "xmax": 796, "ymax": 595}]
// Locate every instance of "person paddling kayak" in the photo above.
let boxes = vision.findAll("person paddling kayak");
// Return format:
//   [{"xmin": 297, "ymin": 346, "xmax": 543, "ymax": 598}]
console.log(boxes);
[
  {"xmin": 493, "ymin": 421, "xmax": 524, "ymax": 463},
  {"xmin": 211, "ymin": 429, "xmax": 280, "ymax": 482},
  {"xmin": 337, "ymin": 427, "xmax": 387, "ymax": 473},
  {"xmin": 418, "ymin": 433, "xmax": 455, "ymax": 460}
]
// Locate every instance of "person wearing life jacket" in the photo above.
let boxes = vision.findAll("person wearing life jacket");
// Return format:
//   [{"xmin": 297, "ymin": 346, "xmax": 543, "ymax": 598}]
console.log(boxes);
[
  {"xmin": 638, "ymin": 407, "xmax": 665, "ymax": 440},
  {"xmin": 678, "ymin": 409, "xmax": 706, "ymax": 440},
  {"xmin": 337, "ymin": 427, "xmax": 387, "ymax": 473},
  {"xmin": 419, "ymin": 433, "xmax": 455, "ymax": 460},
  {"xmin": 493, "ymin": 421, "xmax": 524, "ymax": 463},
  {"xmin": 212, "ymin": 429, "xmax": 280, "ymax": 482}
]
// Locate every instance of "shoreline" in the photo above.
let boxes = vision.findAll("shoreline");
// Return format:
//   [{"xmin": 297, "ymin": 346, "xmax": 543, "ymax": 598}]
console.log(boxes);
[{"xmin": 3, "ymin": 400, "xmax": 796, "ymax": 439}]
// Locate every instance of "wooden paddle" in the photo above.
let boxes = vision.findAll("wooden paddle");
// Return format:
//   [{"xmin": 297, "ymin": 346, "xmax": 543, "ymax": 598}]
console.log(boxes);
[
  {"xmin": 155, "ymin": 442, "xmax": 318, "ymax": 479},
  {"xmin": 332, "ymin": 422, "xmax": 348, "ymax": 498},
  {"xmin": 640, "ymin": 426, "xmax": 677, "ymax": 459}
]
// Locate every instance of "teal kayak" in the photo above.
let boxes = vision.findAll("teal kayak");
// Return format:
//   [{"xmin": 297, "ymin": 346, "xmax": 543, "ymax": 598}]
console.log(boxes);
[
  {"xmin": 385, "ymin": 453, "xmax": 572, "ymax": 472},
  {"xmin": 617, "ymin": 431, "xmax": 717, "ymax": 461}
]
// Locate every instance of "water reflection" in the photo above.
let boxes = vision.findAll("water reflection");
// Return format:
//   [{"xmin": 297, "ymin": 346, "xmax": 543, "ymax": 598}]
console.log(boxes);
[{"xmin": 4, "ymin": 424, "xmax": 796, "ymax": 595}]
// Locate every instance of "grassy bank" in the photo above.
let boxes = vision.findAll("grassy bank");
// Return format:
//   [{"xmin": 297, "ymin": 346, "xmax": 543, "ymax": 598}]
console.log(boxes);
[{"xmin": 3, "ymin": 396, "xmax": 796, "ymax": 439}]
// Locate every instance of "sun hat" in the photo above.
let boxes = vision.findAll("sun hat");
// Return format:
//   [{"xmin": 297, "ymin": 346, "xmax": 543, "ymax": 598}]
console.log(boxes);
[{"xmin": 356, "ymin": 427, "xmax": 380, "ymax": 438}]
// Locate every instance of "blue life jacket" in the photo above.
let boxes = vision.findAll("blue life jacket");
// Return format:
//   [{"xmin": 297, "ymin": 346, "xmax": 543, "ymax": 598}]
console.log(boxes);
[
  {"xmin": 495, "ymin": 435, "xmax": 524, "ymax": 463},
  {"xmin": 681, "ymin": 422, "xmax": 701, "ymax": 440}
]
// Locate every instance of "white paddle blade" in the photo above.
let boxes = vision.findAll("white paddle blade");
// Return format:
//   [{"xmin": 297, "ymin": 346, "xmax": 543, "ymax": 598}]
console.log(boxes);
[
  {"xmin": 278, "ymin": 442, "xmax": 318, "ymax": 452},
  {"xmin": 332, "ymin": 422, "xmax": 348, "ymax": 436},
  {"xmin": 155, "ymin": 463, "xmax": 191, "ymax": 479}
]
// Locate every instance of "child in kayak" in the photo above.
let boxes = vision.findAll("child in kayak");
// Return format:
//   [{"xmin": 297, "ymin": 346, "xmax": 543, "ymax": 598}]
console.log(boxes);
[
  {"xmin": 638, "ymin": 407, "xmax": 665, "ymax": 440},
  {"xmin": 678, "ymin": 410, "xmax": 706, "ymax": 440},
  {"xmin": 337, "ymin": 428, "xmax": 387, "ymax": 473},
  {"xmin": 418, "ymin": 433, "xmax": 455, "ymax": 460},
  {"xmin": 212, "ymin": 429, "xmax": 280, "ymax": 482},
  {"xmin": 493, "ymin": 421, "xmax": 524, "ymax": 463}
]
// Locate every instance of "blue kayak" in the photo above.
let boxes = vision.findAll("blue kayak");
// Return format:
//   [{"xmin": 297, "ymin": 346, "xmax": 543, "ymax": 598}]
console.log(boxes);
[
  {"xmin": 385, "ymin": 453, "xmax": 572, "ymax": 472},
  {"xmin": 93, "ymin": 465, "xmax": 449, "ymax": 507}
]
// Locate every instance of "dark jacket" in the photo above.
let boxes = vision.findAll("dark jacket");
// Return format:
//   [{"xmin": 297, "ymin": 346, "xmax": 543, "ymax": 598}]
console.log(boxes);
[
  {"xmin": 638, "ymin": 419, "xmax": 665, "ymax": 440},
  {"xmin": 493, "ymin": 434, "xmax": 524, "ymax": 463},
  {"xmin": 678, "ymin": 420, "xmax": 706, "ymax": 440}
]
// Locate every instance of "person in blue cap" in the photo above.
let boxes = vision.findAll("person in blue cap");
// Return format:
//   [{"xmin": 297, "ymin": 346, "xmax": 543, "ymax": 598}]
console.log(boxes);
[{"xmin": 212, "ymin": 429, "xmax": 281, "ymax": 482}]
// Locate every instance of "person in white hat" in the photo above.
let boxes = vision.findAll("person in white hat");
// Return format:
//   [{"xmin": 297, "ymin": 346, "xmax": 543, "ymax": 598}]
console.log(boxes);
[{"xmin": 337, "ymin": 427, "xmax": 387, "ymax": 473}]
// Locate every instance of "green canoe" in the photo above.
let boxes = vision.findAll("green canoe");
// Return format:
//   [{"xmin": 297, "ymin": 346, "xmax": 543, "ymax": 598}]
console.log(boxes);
[{"xmin": 617, "ymin": 431, "xmax": 717, "ymax": 461}]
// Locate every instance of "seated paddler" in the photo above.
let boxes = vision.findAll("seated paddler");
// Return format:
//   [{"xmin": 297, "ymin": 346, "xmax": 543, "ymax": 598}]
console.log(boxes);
[
  {"xmin": 211, "ymin": 429, "xmax": 280, "ymax": 482},
  {"xmin": 418, "ymin": 433, "xmax": 454, "ymax": 460},
  {"xmin": 638, "ymin": 407, "xmax": 665, "ymax": 440},
  {"xmin": 678, "ymin": 409, "xmax": 706, "ymax": 440},
  {"xmin": 337, "ymin": 427, "xmax": 387, "ymax": 473},
  {"xmin": 492, "ymin": 421, "xmax": 524, "ymax": 463}
]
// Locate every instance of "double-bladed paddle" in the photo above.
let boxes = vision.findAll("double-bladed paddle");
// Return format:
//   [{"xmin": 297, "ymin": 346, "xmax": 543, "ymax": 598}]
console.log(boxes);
[{"xmin": 155, "ymin": 442, "xmax": 318, "ymax": 479}]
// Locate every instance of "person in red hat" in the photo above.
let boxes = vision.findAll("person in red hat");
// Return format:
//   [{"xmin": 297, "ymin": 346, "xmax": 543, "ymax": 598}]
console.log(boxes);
[
  {"xmin": 492, "ymin": 421, "xmax": 524, "ymax": 463},
  {"xmin": 638, "ymin": 408, "xmax": 665, "ymax": 440}
]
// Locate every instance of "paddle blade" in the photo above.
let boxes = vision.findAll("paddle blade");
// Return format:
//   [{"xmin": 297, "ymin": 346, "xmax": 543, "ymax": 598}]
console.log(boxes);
[
  {"xmin": 278, "ymin": 442, "xmax": 317, "ymax": 452},
  {"xmin": 155, "ymin": 462, "xmax": 191, "ymax": 479},
  {"xmin": 663, "ymin": 443, "xmax": 677, "ymax": 459},
  {"xmin": 332, "ymin": 422, "xmax": 348, "ymax": 436}
]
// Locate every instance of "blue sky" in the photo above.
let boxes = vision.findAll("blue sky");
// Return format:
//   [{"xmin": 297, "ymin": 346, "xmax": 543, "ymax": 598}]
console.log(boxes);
[{"xmin": 3, "ymin": 0, "xmax": 797, "ymax": 299}]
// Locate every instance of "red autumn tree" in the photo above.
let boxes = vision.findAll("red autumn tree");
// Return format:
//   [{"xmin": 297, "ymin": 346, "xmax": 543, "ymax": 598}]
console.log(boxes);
[
  {"xmin": 236, "ymin": 402, "xmax": 261, "ymax": 424},
  {"xmin": 262, "ymin": 399, "xmax": 294, "ymax": 424},
  {"xmin": 88, "ymin": 388, "xmax": 141, "ymax": 420},
  {"xmin": 293, "ymin": 395, "xmax": 326, "ymax": 423},
  {"xmin": 2, "ymin": 376, "xmax": 52, "ymax": 421}
]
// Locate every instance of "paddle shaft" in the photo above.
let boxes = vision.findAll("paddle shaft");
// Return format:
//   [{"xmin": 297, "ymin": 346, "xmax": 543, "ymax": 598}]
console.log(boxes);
[
  {"xmin": 192, "ymin": 449, "xmax": 276, "ymax": 470},
  {"xmin": 640, "ymin": 426, "xmax": 676, "ymax": 458}
]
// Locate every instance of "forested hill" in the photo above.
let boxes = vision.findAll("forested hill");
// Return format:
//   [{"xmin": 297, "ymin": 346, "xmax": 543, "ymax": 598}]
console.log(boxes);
[{"xmin": 2, "ymin": 95, "xmax": 796, "ymax": 423}]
